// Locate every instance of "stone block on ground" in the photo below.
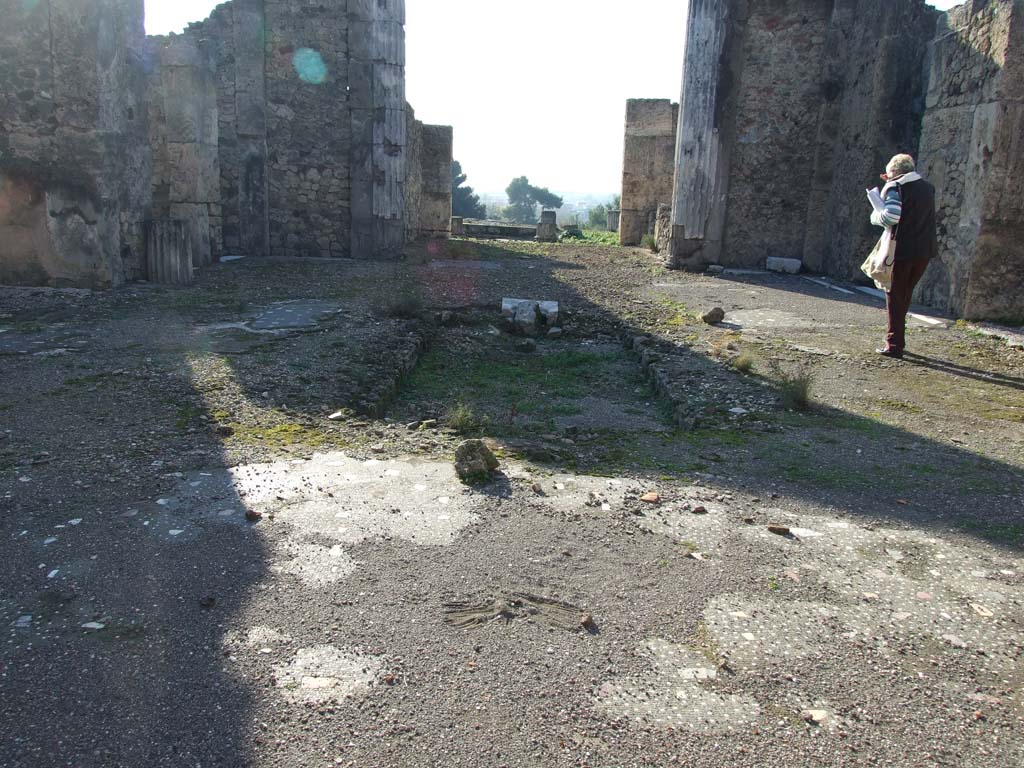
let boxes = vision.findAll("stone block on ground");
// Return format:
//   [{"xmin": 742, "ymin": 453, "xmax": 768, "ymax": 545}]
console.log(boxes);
[
  {"xmin": 766, "ymin": 257, "xmax": 802, "ymax": 274},
  {"xmin": 501, "ymin": 298, "xmax": 560, "ymax": 336},
  {"xmin": 454, "ymin": 440, "xmax": 500, "ymax": 484},
  {"xmin": 701, "ymin": 307, "xmax": 725, "ymax": 325}
]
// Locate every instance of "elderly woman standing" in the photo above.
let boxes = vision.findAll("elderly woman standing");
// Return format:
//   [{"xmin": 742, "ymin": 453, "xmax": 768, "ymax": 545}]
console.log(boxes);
[{"xmin": 870, "ymin": 154, "xmax": 938, "ymax": 359}]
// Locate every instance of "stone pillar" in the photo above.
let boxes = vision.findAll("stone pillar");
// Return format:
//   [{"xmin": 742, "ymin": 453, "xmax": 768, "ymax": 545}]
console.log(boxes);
[
  {"xmin": 349, "ymin": 0, "xmax": 408, "ymax": 258},
  {"xmin": 619, "ymin": 99, "xmax": 678, "ymax": 246},
  {"xmin": 147, "ymin": 34, "xmax": 218, "ymax": 268},
  {"xmin": 232, "ymin": 0, "xmax": 270, "ymax": 257},
  {"xmin": 415, "ymin": 124, "xmax": 452, "ymax": 239},
  {"xmin": 607, "ymin": 209, "xmax": 620, "ymax": 232},
  {"xmin": 667, "ymin": 0, "xmax": 736, "ymax": 271},
  {"xmin": 146, "ymin": 219, "xmax": 194, "ymax": 285},
  {"xmin": 451, "ymin": 216, "xmax": 465, "ymax": 236},
  {"xmin": 654, "ymin": 204, "xmax": 672, "ymax": 255},
  {"xmin": 536, "ymin": 210, "xmax": 559, "ymax": 242}
]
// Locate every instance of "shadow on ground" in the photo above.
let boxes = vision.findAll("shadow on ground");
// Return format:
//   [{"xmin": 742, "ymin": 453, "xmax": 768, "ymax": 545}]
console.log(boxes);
[{"xmin": 2, "ymin": 236, "xmax": 1023, "ymax": 765}]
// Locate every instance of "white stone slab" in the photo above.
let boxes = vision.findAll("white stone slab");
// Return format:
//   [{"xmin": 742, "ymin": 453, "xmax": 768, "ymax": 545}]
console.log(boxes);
[{"xmin": 766, "ymin": 257, "xmax": 802, "ymax": 274}]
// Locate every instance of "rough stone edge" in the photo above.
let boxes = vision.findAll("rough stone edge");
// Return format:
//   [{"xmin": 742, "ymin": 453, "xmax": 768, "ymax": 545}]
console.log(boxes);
[
  {"xmin": 359, "ymin": 322, "xmax": 434, "ymax": 417},
  {"xmin": 620, "ymin": 333, "xmax": 699, "ymax": 430},
  {"xmin": 969, "ymin": 322, "xmax": 1024, "ymax": 349}
]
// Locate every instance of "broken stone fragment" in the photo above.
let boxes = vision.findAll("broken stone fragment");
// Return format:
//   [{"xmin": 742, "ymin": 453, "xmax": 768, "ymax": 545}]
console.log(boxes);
[
  {"xmin": 640, "ymin": 492, "xmax": 660, "ymax": 504},
  {"xmin": 245, "ymin": 509, "xmax": 263, "ymax": 523},
  {"xmin": 516, "ymin": 338, "xmax": 537, "ymax": 353},
  {"xmin": 454, "ymin": 440, "xmax": 500, "ymax": 484},
  {"xmin": 513, "ymin": 302, "xmax": 540, "ymax": 336},
  {"xmin": 701, "ymin": 307, "xmax": 725, "ymax": 325},
  {"xmin": 768, "ymin": 525, "xmax": 791, "ymax": 536},
  {"xmin": 801, "ymin": 709, "xmax": 830, "ymax": 725},
  {"xmin": 501, "ymin": 298, "xmax": 559, "ymax": 336},
  {"xmin": 691, "ymin": 506, "xmax": 708, "ymax": 515},
  {"xmin": 215, "ymin": 425, "xmax": 235, "ymax": 437}
]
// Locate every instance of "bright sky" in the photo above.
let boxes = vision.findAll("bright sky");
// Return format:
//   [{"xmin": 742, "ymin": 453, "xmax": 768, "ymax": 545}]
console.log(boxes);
[{"xmin": 146, "ymin": 0, "xmax": 965, "ymax": 198}]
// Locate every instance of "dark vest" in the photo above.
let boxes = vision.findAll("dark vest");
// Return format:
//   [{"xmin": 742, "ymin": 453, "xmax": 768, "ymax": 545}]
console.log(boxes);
[{"xmin": 895, "ymin": 179, "xmax": 937, "ymax": 263}]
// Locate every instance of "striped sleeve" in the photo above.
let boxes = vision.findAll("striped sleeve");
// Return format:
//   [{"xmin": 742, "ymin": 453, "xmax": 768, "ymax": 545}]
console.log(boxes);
[{"xmin": 878, "ymin": 186, "xmax": 902, "ymax": 228}]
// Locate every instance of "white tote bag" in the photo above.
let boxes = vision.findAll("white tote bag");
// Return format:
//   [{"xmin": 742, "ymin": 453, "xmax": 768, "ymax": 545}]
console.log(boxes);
[{"xmin": 861, "ymin": 227, "xmax": 897, "ymax": 291}]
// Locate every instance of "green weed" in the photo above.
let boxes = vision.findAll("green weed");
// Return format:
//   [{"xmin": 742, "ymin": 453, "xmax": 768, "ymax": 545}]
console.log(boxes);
[
  {"xmin": 770, "ymin": 361, "xmax": 814, "ymax": 411},
  {"xmin": 731, "ymin": 352, "xmax": 755, "ymax": 373},
  {"xmin": 445, "ymin": 402, "xmax": 489, "ymax": 435}
]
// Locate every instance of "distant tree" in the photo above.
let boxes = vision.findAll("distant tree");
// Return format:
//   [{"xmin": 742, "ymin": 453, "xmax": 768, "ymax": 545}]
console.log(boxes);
[
  {"xmin": 587, "ymin": 203, "xmax": 608, "ymax": 229},
  {"xmin": 451, "ymin": 161, "xmax": 487, "ymax": 219},
  {"xmin": 611, "ymin": 194, "xmax": 621, "ymax": 210},
  {"xmin": 504, "ymin": 176, "xmax": 564, "ymax": 224}
]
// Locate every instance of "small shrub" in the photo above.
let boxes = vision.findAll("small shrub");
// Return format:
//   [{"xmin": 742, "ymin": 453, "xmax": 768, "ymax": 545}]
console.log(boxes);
[
  {"xmin": 641, "ymin": 234, "xmax": 659, "ymax": 253},
  {"xmin": 770, "ymin": 361, "xmax": 814, "ymax": 410},
  {"xmin": 380, "ymin": 291, "xmax": 424, "ymax": 319},
  {"xmin": 731, "ymin": 352, "xmax": 755, "ymax": 373},
  {"xmin": 446, "ymin": 402, "xmax": 488, "ymax": 434}
]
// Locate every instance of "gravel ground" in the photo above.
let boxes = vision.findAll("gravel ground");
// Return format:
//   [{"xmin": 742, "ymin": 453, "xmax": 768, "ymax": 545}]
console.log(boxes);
[{"xmin": 1, "ymin": 241, "xmax": 1022, "ymax": 767}]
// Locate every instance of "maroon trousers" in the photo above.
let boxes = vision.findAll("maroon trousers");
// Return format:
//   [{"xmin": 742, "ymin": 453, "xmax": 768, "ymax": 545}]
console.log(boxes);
[{"xmin": 885, "ymin": 258, "xmax": 930, "ymax": 353}]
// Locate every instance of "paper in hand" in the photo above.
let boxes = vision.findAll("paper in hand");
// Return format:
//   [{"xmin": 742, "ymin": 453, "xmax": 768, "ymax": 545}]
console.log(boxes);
[{"xmin": 866, "ymin": 187, "xmax": 885, "ymax": 214}]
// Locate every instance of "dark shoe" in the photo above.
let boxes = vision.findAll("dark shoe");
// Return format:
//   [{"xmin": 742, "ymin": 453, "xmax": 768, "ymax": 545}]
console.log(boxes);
[{"xmin": 876, "ymin": 348, "xmax": 903, "ymax": 359}]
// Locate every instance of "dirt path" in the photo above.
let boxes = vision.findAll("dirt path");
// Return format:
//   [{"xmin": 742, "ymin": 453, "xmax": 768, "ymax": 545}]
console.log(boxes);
[{"xmin": 2, "ymin": 241, "xmax": 1022, "ymax": 767}]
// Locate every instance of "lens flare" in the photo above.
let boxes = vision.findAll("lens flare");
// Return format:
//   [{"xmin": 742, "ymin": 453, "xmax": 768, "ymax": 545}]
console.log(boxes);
[{"xmin": 292, "ymin": 48, "xmax": 327, "ymax": 85}]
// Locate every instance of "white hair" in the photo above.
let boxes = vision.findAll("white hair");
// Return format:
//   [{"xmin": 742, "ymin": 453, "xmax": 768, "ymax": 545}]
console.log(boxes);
[{"xmin": 887, "ymin": 154, "xmax": 916, "ymax": 176}]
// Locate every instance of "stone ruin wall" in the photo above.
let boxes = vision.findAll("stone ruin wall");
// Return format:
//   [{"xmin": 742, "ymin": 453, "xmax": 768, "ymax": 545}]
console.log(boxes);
[
  {"xmin": 664, "ymin": 0, "xmax": 936, "ymax": 271},
  {"xmin": 0, "ymin": 0, "xmax": 151, "ymax": 288},
  {"xmin": 661, "ymin": 0, "xmax": 1023, "ymax": 321},
  {"xmin": 146, "ymin": 34, "xmax": 220, "ymax": 267},
  {"xmin": 719, "ymin": 0, "xmax": 835, "ymax": 269},
  {"xmin": 803, "ymin": 0, "xmax": 936, "ymax": 279},
  {"xmin": 406, "ymin": 107, "xmax": 454, "ymax": 242},
  {"xmin": 619, "ymin": 99, "xmax": 678, "ymax": 247},
  {"xmin": 0, "ymin": 0, "xmax": 452, "ymax": 289},
  {"xmin": 164, "ymin": 0, "xmax": 449, "ymax": 260},
  {"xmin": 916, "ymin": 0, "xmax": 1024, "ymax": 322}
]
